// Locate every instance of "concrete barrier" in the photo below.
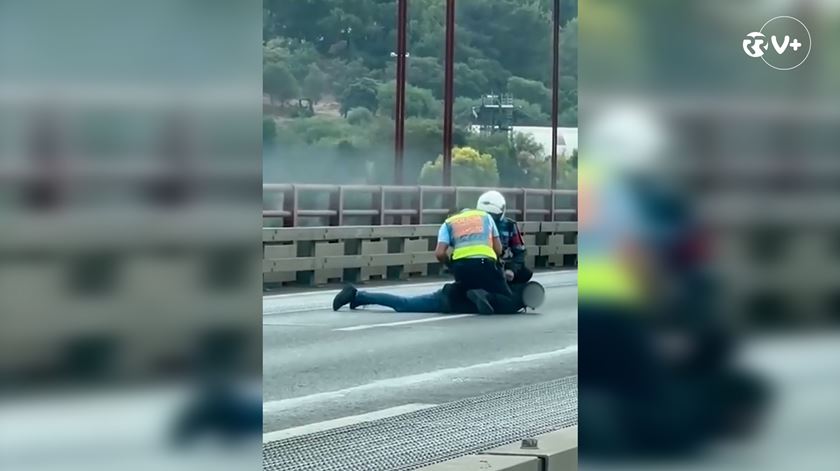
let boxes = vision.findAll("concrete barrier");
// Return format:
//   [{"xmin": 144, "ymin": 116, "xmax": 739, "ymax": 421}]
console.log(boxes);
[
  {"xmin": 263, "ymin": 223, "xmax": 578, "ymax": 287},
  {"xmin": 484, "ymin": 427, "xmax": 577, "ymax": 471},
  {"xmin": 418, "ymin": 427, "xmax": 577, "ymax": 471},
  {"xmin": 417, "ymin": 454, "xmax": 541, "ymax": 471}
]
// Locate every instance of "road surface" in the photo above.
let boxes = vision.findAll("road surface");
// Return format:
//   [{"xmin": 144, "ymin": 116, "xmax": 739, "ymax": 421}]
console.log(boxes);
[{"xmin": 262, "ymin": 270, "xmax": 578, "ymax": 436}]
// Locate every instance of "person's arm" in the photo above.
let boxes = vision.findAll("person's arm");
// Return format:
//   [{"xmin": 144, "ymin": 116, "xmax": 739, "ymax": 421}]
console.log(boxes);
[
  {"xmin": 487, "ymin": 214, "xmax": 503, "ymax": 255},
  {"xmin": 435, "ymin": 242, "xmax": 450, "ymax": 265},
  {"xmin": 435, "ymin": 223, "xmax": 451, "ymax": 265},
  {"xmin": 508, "ymin": 222, "xmax": 527, "ymax": 269}
]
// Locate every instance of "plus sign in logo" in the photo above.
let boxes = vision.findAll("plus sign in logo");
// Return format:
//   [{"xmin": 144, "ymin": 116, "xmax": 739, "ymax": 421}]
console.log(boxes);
[{"xmin": 743, "ymin": 16, "xmax": 811, "ymax": 70}]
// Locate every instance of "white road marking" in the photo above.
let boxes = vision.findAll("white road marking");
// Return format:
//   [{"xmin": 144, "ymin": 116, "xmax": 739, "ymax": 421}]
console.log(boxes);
[
  {"xmin": 262, "ymin": 345, "xmax": 577, "ymax": 414},
  {"xmin": 263, "ymin": 403, "xmax": 435, "ymax": 443},
  {"xmin": 333, "ymin": 314, "xmax": 474, "ymax": 331}
]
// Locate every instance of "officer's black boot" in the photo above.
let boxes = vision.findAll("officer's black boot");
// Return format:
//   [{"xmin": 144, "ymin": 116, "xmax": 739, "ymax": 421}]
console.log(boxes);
[{"xmin": 466, "ymin": 289, "xmax": 495, "ymax": 314}]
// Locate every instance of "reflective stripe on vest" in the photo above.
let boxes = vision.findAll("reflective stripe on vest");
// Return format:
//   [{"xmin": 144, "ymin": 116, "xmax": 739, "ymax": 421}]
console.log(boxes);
[
  {"xmin": 445, "ymin": 210, "xmax": 498, "ymax": 261},
  {"xmin": 578, "ymin": 257, "xmax": 643, "ymax": 305}
]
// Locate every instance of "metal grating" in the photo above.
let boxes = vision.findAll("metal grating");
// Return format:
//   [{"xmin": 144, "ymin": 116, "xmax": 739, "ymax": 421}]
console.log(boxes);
[{"xmin": 263, "ymin": 375, "xmax": 577, "ymax": 471}]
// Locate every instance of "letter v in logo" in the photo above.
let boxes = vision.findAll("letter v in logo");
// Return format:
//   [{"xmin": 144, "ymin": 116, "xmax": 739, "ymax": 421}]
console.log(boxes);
[{"xmin": 772, "ymin": 35, "xmax": 790, "ymax": 54}]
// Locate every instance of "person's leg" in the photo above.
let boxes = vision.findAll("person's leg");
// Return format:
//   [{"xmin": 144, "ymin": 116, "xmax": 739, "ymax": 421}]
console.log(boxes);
[
  {"xmin": 354, "ymin": 290, "xmax": 443, "ymax": 313},
  {"xmin": 448, "ymin": 260, "xmax": 478, "ymax": 289},
  {"xmin": 476, "ymin": 258, "xmax": 514, "ymax": 296},
  {"xmin": 443, "ymin": 282, "xmax": 476, "ymax": 313},
  {"xmin": 487, "ymin": 291, "xmax": 525, "ymax": 313},
  {"xmin": 452, "ymin": 258, "xmax": 520, "ymax": 313}
]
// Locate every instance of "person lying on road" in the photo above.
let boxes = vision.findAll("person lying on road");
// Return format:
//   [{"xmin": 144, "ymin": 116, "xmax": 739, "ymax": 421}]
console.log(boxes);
[{"xmin": 332, "ymin": 281, "xmax": 545, "ymax": 314}]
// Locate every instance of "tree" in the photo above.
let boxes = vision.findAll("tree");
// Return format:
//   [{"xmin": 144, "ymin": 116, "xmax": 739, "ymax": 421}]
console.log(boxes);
[
  {"xmin": 383, "ymin": 56, "xmax": 444, "ymax": 98},
  {"xmin": 454, "ymin": 97, "xmax": 481, "ymax": 127},
  {"xmin": 507, "ymin": 76, "xmax": 551, "ymax": 113},
  {"xmin": 279, "ymin": 116, "xmax": 354, "ymax": 145},
  {"xmin": 346, "ymin": 106, "xmax": 373, "ymax": 125},
  {"xmin": 454, "ymin": 62, "xmax": 490, "ymax": 99},
  {"xmin": 419, "ymin": 146, "xmax": 500, "ymax": 187},
  {"xmin": 466, "ymin": 57, "xmax": 511, "ymax": 92},
  {"xmin": 558, "ymin": 18, "xmax": 578, "ymax": 125},
  {"xmin": 512, "ymin": 99, "xmax": 550, "ymax": 126},
  {"xmin": 302, "ymin": 64, "xmax": 328, "ymax": 103},
  {"xmin": 263, "ymin": 117, "xmax": 277, "ymax": 143},
  {"xmin": 340, "ymin": 78, "xmax": 379, "ymax": 116},
  {"xmin": 457, "ymin": 1, "xmax": 551, "ymax": 82},
  {"xmin": 264, "ymin": 63, "xmax": 300, "ymax": 105},
  {"xmin": 263, "ymin": 37, "xmax": 320, "ymax": 83},
  {"xmin": 323, "ymin": 58, "xmax": 375, "ymax": 99},
  {"xmin": 377, "ymin": 82, "xmax": 440, "ymax": 119},
  {"xmin": 466, "ymin": 131, "xmax": 549, "ymax": 188}
]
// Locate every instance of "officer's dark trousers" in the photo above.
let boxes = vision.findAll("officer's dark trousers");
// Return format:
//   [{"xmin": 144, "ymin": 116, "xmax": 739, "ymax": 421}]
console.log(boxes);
[
  {"xmin": 449, "ymin": 257, "xmax": 513, "ymax": 296},
  {"xmin": 579, "ymin": 302, "xmax": 730, "ymax": 456}
]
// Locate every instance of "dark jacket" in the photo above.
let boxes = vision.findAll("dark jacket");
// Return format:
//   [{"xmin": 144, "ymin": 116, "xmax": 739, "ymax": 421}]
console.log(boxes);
[{"xmin": 495, "ymin": 216, "xmax": 526, "ymax": 269}]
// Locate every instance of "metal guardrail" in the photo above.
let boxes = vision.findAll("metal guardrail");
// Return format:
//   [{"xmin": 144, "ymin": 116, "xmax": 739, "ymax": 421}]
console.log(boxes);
[
  {"xmin": 263, "ymin": 376, "xmax": 577, "ymax": 471},
  {"xmin": 263, "ymin": 222, "xmax": 578, "ymax": 287},
  {"xmin": 263, "ymin": 184, "xmax": 577, "ymax": 227}
]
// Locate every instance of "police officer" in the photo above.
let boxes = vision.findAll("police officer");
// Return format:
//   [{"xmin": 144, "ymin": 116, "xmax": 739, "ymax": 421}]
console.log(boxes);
[
  {"xmin": 476, "ymin": 190, "xmax": 533, "ymax": 284},
  {"xmin": 434, "ymin": 200, "xmax": 513, "ymax": 314}
]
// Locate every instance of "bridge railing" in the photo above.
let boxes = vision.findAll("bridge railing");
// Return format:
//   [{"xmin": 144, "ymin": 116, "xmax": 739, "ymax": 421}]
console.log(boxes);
[
  {"xmin": 263, "ymin": 184, "xmax": 577, "ymax": 227},
  {"xmin": 263, "ymin": 221, "xmax": 578, "ymax": 288}
]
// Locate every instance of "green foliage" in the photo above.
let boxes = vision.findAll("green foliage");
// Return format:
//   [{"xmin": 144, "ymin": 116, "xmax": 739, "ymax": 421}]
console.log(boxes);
[
  {"xmin": 454, "ymin": 62, "xmax": 489, "ymax": 99},
  {"xmin": 340, "ymin": 78, "xmax": 380, "ymax": 116},
  {"xmin": 377, "ymin": 81, "xmax": 440, "ymax": 119},
  {"xmin": 384, "ymin": 56, "xmax": 443, "ymax": 98},
  {"xmin": 466, "ymin": 131, "xmax": 550, "ymax": 188},
  {"xmin": 302, "ymin": 64, "xmax": 328, "ymax": 103},
  {"xmin": 512, "ymin": 99, "xmax": 550, "ymax": 126},
  {"xmin": 507, "ymin": 76, "xmax": 551, "ymax": 113},
  {"xmin": 263, "ymin": 0, "xmax": 579, "ymax": 185},
  {"xmin": 263, "ymin": 38, "xmax": 320, "ymax": 83},
  {"xmin": 454, "ymin": 97, "xmax": 480, "ymax": 127},
  {"xmin": 264, "ymin": 63, "xmax": 300, "ymax": 104},
  {"xmin": 263, "ymin": 117, "xmax": 277, "ymax": 143},
  {"xmin": 419, "ymin": 146, "xmax": 500, "ymax": 187},
  {"xmin": 264, "ymin": 0, "xmax": 577, "ymax": 120},
  {"xmin": 277, "ymin": 116, "xmax": 355, "ymax": 146},
  {"xmin": 347, "ymin": 107, "xmax": 374, "ymax": 125},
  {"xmin": 466, "ymin": 58, "xmax": 511, "ymax": 92},
  {"xmin": 558, "ymin": 18, "xmax": 578, "ymax": 126}
]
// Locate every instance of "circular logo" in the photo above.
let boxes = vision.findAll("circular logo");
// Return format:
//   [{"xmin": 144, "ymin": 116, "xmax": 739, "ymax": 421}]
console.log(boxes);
[{"xmin": 759, "ymin": 16, "xmax": 811, "ymax": 70}]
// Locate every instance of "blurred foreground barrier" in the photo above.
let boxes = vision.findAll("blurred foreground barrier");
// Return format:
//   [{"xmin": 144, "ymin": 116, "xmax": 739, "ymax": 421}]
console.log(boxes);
[
  {"xmin": 263, "ymin": 222, "xmax": 578, "ymax": 287},
  {"xmin": 418, "ymin": 427, "xmax": 578, "ymax": 471}
]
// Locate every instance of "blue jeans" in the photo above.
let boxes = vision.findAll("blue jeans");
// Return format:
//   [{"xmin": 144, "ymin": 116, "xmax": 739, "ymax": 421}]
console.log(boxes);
[{"xmin": 354, "ymin": 290, "xmax": 445, "ymax": 313}]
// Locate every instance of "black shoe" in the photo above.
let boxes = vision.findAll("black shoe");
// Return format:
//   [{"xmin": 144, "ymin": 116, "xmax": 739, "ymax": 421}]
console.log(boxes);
[
  {"xmin": 466, "ymin": 289, "xmax": 495, "ymax": 315},
  {"xmin": 333, "ymin": 285, "xmax": 357, "ymax": 311}
]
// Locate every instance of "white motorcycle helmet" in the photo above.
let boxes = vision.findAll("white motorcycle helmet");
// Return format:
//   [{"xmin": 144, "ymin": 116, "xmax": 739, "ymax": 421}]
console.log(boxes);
[
  {"xmin": 477, "ymin": 190, "xmax": 506, "ymax": 219},
  {"xmin": 521, "ymin": 281, "xmax": 546, "ymax": 310}
]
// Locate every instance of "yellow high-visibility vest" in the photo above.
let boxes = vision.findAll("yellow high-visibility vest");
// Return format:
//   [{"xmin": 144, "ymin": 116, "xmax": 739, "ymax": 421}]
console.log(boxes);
[
  {"xmin": 577, "ymin": 160, "xmax": 643, "ymax": 305},
  {"xmin": 445, "ymin": 209, "xmax": 498, "ymax": 261}
]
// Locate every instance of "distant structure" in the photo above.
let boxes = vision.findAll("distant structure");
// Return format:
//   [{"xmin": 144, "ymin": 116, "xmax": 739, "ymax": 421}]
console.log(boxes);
[
  {"xmin": 471, "ymin": 93, "xmax": 515, "ymax": 136},
  {"xmin": 515, "ymin": 126, "xmax": 578, "ymax": 159},
  {"xmin": 468, "ymin": 124, "xmax": 578, "ymax": 161}
]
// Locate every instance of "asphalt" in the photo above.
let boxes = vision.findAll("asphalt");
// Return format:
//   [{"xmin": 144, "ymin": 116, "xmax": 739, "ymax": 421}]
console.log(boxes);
[{"xmin": 262, "ymin": 270, "xmax": 578, "ymax": 434}]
